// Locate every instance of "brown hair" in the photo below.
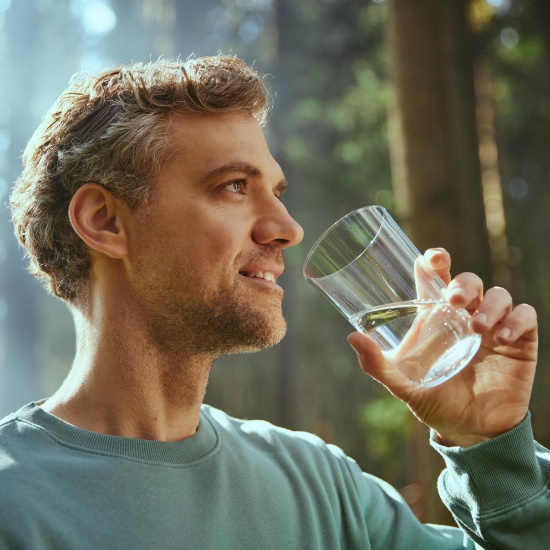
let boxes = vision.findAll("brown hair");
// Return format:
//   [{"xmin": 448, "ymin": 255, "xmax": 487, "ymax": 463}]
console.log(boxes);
[{"xmin": 10, "ymin": 55, "xmax": 270, "ymax": 305}]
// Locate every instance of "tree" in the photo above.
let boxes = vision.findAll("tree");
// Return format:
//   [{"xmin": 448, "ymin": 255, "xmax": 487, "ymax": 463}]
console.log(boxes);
[
  {"xmin": 386, "ymin": 0, "xmax": 495, "ymax": 523},
  {"xmin": 387, "ymin": 0, "xmax": 492, "ymax": 285}
]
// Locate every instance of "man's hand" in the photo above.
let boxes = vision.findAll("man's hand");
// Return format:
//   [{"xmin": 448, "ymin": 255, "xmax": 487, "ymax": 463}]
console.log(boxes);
[{"xmin": 348, "ymin": 248, "xmax": 538, "ymax": 448}]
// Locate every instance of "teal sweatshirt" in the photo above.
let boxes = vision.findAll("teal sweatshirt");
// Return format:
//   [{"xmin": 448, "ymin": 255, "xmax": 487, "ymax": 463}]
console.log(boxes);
[{"xmin": 0, "ymin": 403, "xmax": 547, "ymax": 549}]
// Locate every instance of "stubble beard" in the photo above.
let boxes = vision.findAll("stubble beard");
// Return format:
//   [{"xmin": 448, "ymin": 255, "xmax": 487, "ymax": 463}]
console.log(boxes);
[
  {"xmin": 185, "ymin": 281, "xmax": 287, "ymax": 356},
  {"xmin": 140, "ymin": 276, "xmax": 287, "ymax": 359}
]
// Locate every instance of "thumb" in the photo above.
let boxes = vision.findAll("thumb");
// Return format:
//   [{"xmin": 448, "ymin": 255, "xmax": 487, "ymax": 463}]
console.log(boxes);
[{"xmin": 347, "ymin": 332, "xmax": 412, "ymax": 396}]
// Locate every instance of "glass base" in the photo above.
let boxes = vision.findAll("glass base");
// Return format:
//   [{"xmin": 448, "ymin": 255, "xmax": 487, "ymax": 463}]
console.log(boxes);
[{"xmin": 414, "ymin": 333, "xmax": 482, "ymax": 388}]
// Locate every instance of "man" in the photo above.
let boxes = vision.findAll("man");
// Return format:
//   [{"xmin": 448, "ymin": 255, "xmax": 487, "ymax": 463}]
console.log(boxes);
[{"xmin": 1, "ymin": 55, "xmax": 547, "ymax": 549}]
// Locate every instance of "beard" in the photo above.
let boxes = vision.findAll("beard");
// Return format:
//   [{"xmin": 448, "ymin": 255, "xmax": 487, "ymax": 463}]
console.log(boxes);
[
  {"xmin": 172, "ymin": 282, "xmax": 287, "ymax": 357},
  {"xmin": 133, "ymin": 254, "xmax": 287, "ymax": 358}
]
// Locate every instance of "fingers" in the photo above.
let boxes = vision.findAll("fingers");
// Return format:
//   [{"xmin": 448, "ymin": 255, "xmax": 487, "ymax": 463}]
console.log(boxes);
[
  {"xmin": 424, "ymin": 248, "xmax": 452, "ymax": 285},
  {"xmin": 469, "ymin": 286, "xmax": 512, "ymax": 333},
  {"xmin": 495, "ymin": 303, "xmax": 538, "ymax": 344},
  {"xmin": 446, "ymin": 272, "xmax": 484, "ymax": 310},
  {"xmin": 347, "ymin": 332, "xmax": 385, "ymax": 373},
  {"xmin": 423, "ymin": 245, "xmax": 537, "ymax": 346},
  {"xmin": 472, "ymin": 296, "xmax": 537, "ymax": 343},
  {"xmin": 465, "ymin": 285, "xmax": 538, "ymax": 345},
  {"xmin": 415, "ymin": 248, "xmax": 453, "ymax": 301},
  {"xmin": 423, "ymin": 249, "xmax": 489, "ymax": 312}
]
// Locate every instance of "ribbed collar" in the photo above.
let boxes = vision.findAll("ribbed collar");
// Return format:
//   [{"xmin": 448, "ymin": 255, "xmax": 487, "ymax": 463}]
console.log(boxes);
[{"xmin": 12, "ymin": 402, "xmax": 220, "ymax": 466}]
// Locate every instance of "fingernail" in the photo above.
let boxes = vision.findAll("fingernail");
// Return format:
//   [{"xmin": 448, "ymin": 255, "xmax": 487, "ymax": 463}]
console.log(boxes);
[
  {"xmin": 498, "ymin": 327, "xmax": 511, "ymax": 340},
  {"xmin": 475, "ymin": 313, "xmax": 488, "ymax": 325},
  {"xmin": 446, "ymin": 290, "xmax": 466, "ymax": 307},
  {"xmin": 450, "ymin": 287, "xmax": 466, "ymax": 299}
]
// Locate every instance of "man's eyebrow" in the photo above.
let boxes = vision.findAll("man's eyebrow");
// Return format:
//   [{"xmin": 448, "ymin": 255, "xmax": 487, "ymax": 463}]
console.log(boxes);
[{"xmin": 202, "ymin": 162, "xmax": 262, "ymax": 181}]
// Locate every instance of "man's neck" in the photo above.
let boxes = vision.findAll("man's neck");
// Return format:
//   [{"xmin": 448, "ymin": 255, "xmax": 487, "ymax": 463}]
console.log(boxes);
[{"xmin": 42, "ymin": 308, "xmax": 215, "ymax": 442}]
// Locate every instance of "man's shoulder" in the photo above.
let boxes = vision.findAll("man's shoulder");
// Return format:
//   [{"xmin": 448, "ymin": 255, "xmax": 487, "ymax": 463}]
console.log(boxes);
[
  {"xmin": 0, "ymin": 405, "xmax": 46, "ymax": 472},
  {"xmin": 0, "ymin": 414, "xmax": 16, "ymax": 465},
  {"xmin": 0, "ymin": 412, "xmax": 15, "ymax": 433},
  {"xmin": 0, "ymin": 411, "xmax": 24, "ymax": 459},
  {"xmin": 202, "ymin": 404, "xmax": 324, "ymax": 443},
  {"xmin": 201, "ymin": 404, "xmax": 352, "ymax": 467},
  {"xmin": 0, "ymin": 410, "xmax": 42, "ymax": 515}
]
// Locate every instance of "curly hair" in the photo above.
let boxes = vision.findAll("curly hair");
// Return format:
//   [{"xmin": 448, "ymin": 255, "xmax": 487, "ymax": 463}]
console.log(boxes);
[{"xmin": 10, "ymin": 55, "xmax": 270, "ymax": 306}]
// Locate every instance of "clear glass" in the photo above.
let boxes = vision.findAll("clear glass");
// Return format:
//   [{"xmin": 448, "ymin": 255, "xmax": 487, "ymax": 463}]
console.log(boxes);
[{"xmin": 303, "ymin": 206, "xmax": 481, "ymax": 387}]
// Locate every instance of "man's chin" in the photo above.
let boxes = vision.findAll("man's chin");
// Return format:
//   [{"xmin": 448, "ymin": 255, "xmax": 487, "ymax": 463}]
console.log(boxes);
[
  {"xmin": 191, "ymin": 288, "xmax": 288, "ymax": 355},
  {"xmin": 217, "ymin": 313, "xmax": 287, "ymax": 356}
]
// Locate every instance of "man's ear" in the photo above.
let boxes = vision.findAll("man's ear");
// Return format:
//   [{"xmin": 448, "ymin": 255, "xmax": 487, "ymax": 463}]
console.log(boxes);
[{"xmin": 68, "ymin": 183, "xmax": 131, "ymax": 259}]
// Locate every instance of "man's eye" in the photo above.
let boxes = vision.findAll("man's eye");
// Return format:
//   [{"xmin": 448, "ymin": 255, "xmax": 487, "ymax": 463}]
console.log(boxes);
[{"xmin": 224, "ymin": 180, "xmax": 246, "ymax": 194}]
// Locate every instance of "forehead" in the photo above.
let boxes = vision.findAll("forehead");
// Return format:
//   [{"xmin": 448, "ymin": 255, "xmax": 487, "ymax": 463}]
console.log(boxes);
[{"xmin": 165, "ymin": 111, "xmax": 270, "ymax": 161}]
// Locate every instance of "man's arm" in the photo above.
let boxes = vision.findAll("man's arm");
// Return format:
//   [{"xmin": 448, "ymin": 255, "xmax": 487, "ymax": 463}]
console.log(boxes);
[
  {"xmin": 347, "ymin": 248, "xmax": 543, "ymax": 547},
  {"xmin": 432, "ymin": 412, "xmax": 550, "ymax": 549}
]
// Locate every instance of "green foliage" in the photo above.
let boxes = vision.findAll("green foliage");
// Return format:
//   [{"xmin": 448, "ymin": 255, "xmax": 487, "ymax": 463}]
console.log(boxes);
[{"xmin": 361, "ymin": 394, "xmax": 411, "ymax": 458}]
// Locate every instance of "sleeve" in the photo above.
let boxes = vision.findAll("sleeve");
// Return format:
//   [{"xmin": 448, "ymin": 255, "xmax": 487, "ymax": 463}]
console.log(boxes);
[
  {"xmin": 330, "ymin": 443, "xmax": 477, "ymax": 549},
  {"xmin": 431, "ymin": 412, "xmax": 550, "ymax": 550}
]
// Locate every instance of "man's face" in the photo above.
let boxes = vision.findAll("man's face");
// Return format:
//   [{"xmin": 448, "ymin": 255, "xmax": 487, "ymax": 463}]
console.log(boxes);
[{"xmin": 127, "ymin": 111, "xmax": 304, "ymax": 357}]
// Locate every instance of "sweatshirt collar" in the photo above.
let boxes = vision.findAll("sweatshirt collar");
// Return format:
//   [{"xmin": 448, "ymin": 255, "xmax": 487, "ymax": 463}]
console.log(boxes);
[{"xmin": 13, "ymin": 402, "xmax": 220, "ymax": 466}]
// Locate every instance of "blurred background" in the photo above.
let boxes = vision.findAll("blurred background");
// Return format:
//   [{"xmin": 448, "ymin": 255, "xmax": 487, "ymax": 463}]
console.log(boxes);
[{"xmin": 1, "ymin": 0, "xmax": 549, "ymax": 524}]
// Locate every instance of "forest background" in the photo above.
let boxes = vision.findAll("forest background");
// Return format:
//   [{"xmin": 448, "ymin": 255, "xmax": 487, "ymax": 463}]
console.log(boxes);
[{"xmin": 1, "ymin": 0, "xmax": 549, "ymax": 524}]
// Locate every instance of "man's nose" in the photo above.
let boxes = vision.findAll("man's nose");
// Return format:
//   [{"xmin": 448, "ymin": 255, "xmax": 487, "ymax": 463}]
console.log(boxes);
[{"xmin": 252, "ymin": 200, "xmax": 304, "ymax": 249}]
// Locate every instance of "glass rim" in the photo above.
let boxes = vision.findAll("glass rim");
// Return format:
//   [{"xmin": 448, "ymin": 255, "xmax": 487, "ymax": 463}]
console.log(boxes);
[{"xmin": 303, "ymin": 205, "xmax": 387, "ymax": 281}]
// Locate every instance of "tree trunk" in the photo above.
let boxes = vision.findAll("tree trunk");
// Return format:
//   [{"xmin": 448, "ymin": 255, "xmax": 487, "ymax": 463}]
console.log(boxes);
[
  {"xmin": 387, "ymin": 0, "xmax": 492, "ymax": 285},
  {"xmin": 386, "ymin": 0, "xmax": 493, "ymax": 524}
]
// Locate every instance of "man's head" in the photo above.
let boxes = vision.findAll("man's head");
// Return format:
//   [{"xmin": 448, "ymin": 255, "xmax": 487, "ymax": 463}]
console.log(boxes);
[{"xmin": 10, "ymin": 55, "xmax": 270, "ymax": 306}]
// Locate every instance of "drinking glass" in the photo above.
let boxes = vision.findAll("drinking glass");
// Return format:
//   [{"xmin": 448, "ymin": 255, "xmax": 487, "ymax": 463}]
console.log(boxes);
[{"xmin": 303, "ymin": 206, "xmax": 481, "ymax": 387}]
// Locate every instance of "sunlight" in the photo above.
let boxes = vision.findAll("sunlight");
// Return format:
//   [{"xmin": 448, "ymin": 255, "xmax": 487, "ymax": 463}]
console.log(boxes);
[{"xmin": 72, "ymin": 0, "xmax": 117, "ymax": 36}]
